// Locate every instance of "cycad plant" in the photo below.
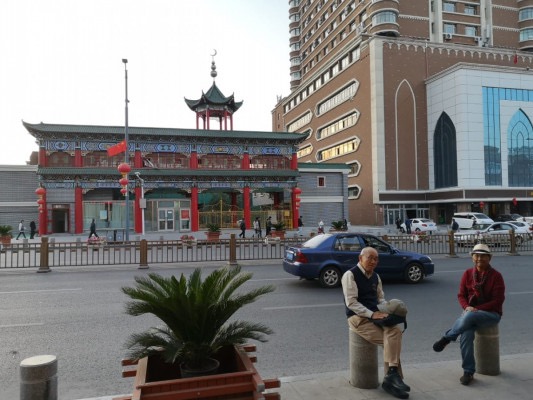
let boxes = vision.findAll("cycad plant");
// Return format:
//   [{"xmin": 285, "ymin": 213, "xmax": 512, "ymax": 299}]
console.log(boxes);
[{"xmin": 121, "ymin": 266, "xmax": 275, "ymax": 372}]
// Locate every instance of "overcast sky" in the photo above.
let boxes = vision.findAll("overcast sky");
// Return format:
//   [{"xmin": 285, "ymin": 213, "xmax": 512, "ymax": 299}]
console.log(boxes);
[{"xmin": 1, "ymin": 0, "xmax": 289, "ymax": 165}]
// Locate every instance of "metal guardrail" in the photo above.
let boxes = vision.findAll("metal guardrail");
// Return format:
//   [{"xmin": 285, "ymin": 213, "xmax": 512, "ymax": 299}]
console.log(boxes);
[{"xmin": 1, "ymin": 232, "xmax": 531, "ymax": 269}]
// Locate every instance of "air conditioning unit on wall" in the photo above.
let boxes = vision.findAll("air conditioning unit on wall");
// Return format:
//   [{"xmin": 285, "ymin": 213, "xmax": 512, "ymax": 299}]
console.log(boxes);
[{"xmin": 444, "ymin": 33, "xmax": 452, "ymax": 40}]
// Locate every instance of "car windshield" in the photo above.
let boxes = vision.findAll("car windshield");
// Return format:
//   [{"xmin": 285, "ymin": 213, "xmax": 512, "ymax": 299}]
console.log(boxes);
[
  {"xmin": 472, "ymin": 223, "xmax": 492, "ymax": 230},
  {"xmin": 301, "ymin": 233, "xmax": 332, "ymax": 248},
  {"xmin": 419, "ymin": 219, "xmax": 431, "ymax": 223},
  {"xmin": 473, "ymin": 213, "xmax": 491, "ymax": 219}
]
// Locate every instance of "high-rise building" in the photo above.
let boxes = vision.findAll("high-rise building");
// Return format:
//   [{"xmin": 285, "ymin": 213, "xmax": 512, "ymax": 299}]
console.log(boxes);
[{"xmin": 272, "ymin": 0, "xmax": 533, "ymax": 226}]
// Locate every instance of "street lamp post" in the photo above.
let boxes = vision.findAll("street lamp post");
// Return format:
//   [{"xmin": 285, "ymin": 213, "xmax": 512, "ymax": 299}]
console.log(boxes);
[
  {"xmin": 122, "ymin": 59, "xmax": 130, "ymax": 241},
  {"xmin": 134, "ymin": 172, "xmax": 145, "ymax": 236}
]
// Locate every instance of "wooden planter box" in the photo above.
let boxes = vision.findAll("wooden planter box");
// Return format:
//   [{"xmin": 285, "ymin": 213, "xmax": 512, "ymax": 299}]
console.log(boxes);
[
  {"xmin": 205, "ymin": 232, "xmax": 221, "ymax": 242},
  {"xmin": 116, "ymin": 345, "xmax": 280, "ymax": 400},
  {"xmin": 0, "ymin": 236, "xmax": 12, "ymax": 248},
  {"xmin": 270, "ymin": 231, "xmax": 285, "ymax": 240}
]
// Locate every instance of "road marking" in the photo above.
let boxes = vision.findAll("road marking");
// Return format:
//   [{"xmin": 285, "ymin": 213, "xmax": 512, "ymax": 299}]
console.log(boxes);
[
  {"xmin": 263, "ymin": 303, "xmax": 341, "ymax": 311},
  {"xmin": 509, "ymin": 291, "xmax": 533, "ymax": 295},
  {"xmin": 0, "ymin": 323, "xmax": 44, "ymax": 328},
  {"xmin": 0, "ymin": 288, "xmax": 82, "ymax": 295}
]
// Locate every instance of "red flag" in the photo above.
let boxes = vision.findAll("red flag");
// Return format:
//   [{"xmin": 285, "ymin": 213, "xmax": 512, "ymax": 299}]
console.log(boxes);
[
  {"xmin": 107, "ymin": 140, "xmax": 127, "ymax": 156},
  {"xmin": 514, "ymin": 54, "xmax": 518, "ymax": 64}
]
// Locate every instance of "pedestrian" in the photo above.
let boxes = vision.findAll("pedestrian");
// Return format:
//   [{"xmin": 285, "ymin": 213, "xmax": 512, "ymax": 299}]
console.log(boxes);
[
  {"xmin": 88, "ymin": 218, "xmax": 99, "ymax": 238},
  {"xmin": 265, "ymin": 216, "xmax": 272, "ymax": 236},
  {"xmin": 395, "ymin": 217, "xmax": 402, "ymax": 231},
  {"xmin": 297, "ymin": 216, "xmax": 303, "ymax": 235},
  {"xmin": 405, "ymin": 218, "xmax": 412, "ymax": 234},
  {"xmin": 318, "ymin": 220, "xmax": 324, "ymax": 234},
  {"xmin": 239, "ymin": 219, "xmax": 246, "ymax": 238},
  {"xmin": 342, "ymin": 218, "xmax": 348, "ymax": 231},
  {"xmin": 342, "ymin": 247, "xmax": 410, "ymax": 399},
  {"xmin": 432, "ymin": 243, "xmax": 505, "ymax": 386},
  {"xmin": 451, "ymin": 218, "xmax": 459, "ymax": 233},
  {"xmin": 253, "ymin": 217, "xmax": 262, "ymax": 238},
  {"xmin": 16, "ymin": 220, "xmax": 26, "ymax": 239},
  {"xmin": 29, "ymin": 220, "xmax": 36, "ymax": 239}
]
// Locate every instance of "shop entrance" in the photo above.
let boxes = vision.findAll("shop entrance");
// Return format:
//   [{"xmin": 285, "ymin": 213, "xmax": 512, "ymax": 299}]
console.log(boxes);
[
  {"xmin": 51, "ymin": 207, "xmax": 69, "ymax": 233},
  {"xmin": 158, "ymin": 208, "xmax": 174, "ymax": 231}
]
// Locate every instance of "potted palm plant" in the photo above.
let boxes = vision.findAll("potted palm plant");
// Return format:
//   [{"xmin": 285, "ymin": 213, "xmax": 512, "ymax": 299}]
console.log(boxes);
[
  {"xmin": 271, "ymin": 221, "xmax": 286, "ymax": 239},
  {"xmin": 205, "ymin": 223, "xmax": 221, "ymax": 242},
  {"xmin": 330, "ymin": 220, "xmax": 346, "ymax": 231},
  {"xmin": 0, "ymin": 225, "xmax": 13, "ymax": 247},
  {"xmin": 119, "ymin": 266, "xmax": 276, "ymax": 399}
]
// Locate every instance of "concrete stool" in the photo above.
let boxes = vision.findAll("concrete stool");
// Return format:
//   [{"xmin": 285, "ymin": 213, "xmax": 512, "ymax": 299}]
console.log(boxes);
[
  {"xmin": 474, "ymin": 324, "xmax": 500, "ymax": 376},
  {"xmin": 20, "ymin": 355, "xmax": 58, "ymax": 400},
  {"xmin": 349, "ymin": 329, "xmax": 379, "ymax": 389}
]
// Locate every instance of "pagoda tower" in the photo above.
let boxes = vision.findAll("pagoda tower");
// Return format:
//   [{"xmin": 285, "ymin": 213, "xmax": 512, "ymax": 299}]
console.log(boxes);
[{"xmin": 184, "ymin": 53, "xmax": 242, "ymax": 130}]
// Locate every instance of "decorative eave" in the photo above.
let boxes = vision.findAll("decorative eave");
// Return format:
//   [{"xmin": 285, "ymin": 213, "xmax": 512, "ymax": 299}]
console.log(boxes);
[
  {"xmin": 22, "ymin": 121, "xmax": 307, "ymax": 144},
  {"xmin": 184, "ymin": 82, "xmax": 243, "ymax": 113}
]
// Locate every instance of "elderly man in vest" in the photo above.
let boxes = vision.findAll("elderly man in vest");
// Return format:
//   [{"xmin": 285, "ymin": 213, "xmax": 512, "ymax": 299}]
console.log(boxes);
[{"xmin": 342, "ymin": 246, "xmax": 410, "ymax": 399}]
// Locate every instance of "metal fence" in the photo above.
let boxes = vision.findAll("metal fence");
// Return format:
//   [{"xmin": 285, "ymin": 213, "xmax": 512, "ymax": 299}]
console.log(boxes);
[{"xmin": 1, "ymin": 231, "xmax": 531, "ymax": 269}]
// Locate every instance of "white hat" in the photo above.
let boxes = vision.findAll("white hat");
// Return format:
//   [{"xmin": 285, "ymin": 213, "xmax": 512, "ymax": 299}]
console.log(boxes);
[{"xmin": 471, "ymin": 243, "xmax": 492, "ymax": 255}]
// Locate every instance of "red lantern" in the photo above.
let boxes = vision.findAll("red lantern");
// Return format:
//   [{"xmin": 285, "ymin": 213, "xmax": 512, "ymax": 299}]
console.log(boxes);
[
  {"xmin": 37, "ymin": 198, "xmax": 45, "ymax": 205},
  {"xmin": 295, "ymin": 197, "xmax": 301, "ymax": 204},
  {"xmin": 119, "ymin": 177, "xmax": 129, "ymax": 186},
  {"xmin": 117, "ymin": 163, "xmax": 131, "ymax": 174},
  {"xmin": 35, "ymin": 187, "xmax": 46, "ymax": 196},
  {"xmin": 293, "ymin": 187, "xmax": 302, "ymax": 195},
  {"xmin": 512, "ymin": 197, "xmax": 518, "ymax": 206},
  {"xmin": 479, "ymin": 201, "xmax": 485, "ymax": 208},
  {"xmin": 120, "ymin": 188, "xmax": 128, "ymax": 195}
]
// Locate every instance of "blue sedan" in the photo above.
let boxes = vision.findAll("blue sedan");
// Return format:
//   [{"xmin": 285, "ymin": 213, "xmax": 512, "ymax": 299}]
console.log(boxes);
[{"xmin": 283, "ymin": 233, "xmax": 434, "ymax": 288}]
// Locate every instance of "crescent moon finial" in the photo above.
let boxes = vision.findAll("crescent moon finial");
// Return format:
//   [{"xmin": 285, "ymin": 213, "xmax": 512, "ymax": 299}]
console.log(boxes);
[{"xmin": 211, "ymin": 49, "xmax": 217, "ymax": 57}]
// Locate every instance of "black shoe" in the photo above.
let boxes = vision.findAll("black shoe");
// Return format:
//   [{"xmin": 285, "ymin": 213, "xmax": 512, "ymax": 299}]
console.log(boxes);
[
  {"xmin": 460, "ymin": 372, "xmax": 474, "ymax": 385},
  {"xmin": 384, "ymin": 370, "xmax": 411, "ymax": 392},
  {"xmin": 382, "ymin": 380, "xmax": 409, "ymax": 399},
  {"xmin": 433, "ymin": 336, "xmax": 450, "ymax": 352}
]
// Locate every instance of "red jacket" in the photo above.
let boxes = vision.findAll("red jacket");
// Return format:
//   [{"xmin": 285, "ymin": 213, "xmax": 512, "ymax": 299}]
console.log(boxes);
[{"xmin": 458, "ymin": 266, "xmax": 505, "ymax": 315}]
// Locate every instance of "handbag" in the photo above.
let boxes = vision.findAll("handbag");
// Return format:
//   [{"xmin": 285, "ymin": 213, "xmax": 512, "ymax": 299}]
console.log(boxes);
[{"xmin": 370, "ymin": 299, "xmax": 408, "ymax": 330}]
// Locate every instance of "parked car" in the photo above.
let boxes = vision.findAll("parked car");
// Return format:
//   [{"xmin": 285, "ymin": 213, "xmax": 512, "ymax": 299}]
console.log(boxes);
[
  {"xmin": 453, "ymin": 212, "xmax": 494, "ymax": 229},
  {"xmin": 506, "ymin": 221, "xmax": 533, "ymax": 239},
  {"xmin": 454, "ymin": 222, "xmax": 526, "ymax": 247},
  {"xmin": 400, "ymin": 218, "xmax": 437, "ymax": 233},
  {"xmin": 495, "ymin": 214, "xmax": 524, "ymax": 222},
  {"xmin": 282, "ymin": 233, "xmax": 434, "ymax": 288}
]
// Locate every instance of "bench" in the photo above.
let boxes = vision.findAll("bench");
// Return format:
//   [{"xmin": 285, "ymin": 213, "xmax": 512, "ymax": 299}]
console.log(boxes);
[{"xmin": 474, "ymin": 324, "xmax": 500, "ymax": 375}]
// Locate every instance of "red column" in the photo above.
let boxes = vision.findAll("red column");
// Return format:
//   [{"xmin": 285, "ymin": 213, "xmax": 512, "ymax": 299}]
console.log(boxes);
[
  {"xmin": 242, "ymin": 152, "xmax": 250, "ymax": 169},
  {"xmin": 74, "ymin": 147, "xmax": 82, "ymax": 167},
  {"xmin": 75, "ymin": 186, "xmax": 83, "ymax": 234},
  {"xmin": 191, "ymin": 187, "xmax": 199, "ymax": 232},
  {"xmin": 230, "ymin": 114, "xmax": 234, "ymax": 131},
  {"xmin": 291, "ymin": 188, "xmax": 298, "ymax": 230},
  {"xmin": 291, "ymin": 150, "xmax": 298, "ymax": 170},
  {"xmin": 38, "ymin": 195, "xmax": 47, "ymax": 236},
  {"xmin": 191, "ymin": 151, "xmax": 198, "ymax": 169},
  {"xmin": 206, "ymin": 109, "xmax": 210, "ymax": 130},
  {"xmin": 243, "ymin": 186, "xmax": 251, "ymax": 228},
  {"xmin": 134, "ymin": 148, "xmax": 142, "ymax": 169},
  {"xmin": 39, "ymin": 146, "xmax": 47, "ymax": 167}
]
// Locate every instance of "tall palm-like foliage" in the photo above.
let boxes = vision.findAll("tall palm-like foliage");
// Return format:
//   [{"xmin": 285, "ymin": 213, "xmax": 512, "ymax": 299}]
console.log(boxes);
[{"xmin": 121, "ymin": 266, "xmax": 275, "ymax": 369}]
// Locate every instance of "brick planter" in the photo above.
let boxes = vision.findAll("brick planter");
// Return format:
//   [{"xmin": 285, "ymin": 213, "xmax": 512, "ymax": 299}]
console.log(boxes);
[{"xmin": 116, "ymin": 345, "xmax": 280, "ymax": 400}]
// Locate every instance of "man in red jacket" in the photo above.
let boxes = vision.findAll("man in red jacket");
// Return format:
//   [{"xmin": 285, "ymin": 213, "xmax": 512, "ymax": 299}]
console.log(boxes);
[{"xmin": 432, "ymin": 243, "xmax": 505, "ymax": 386}]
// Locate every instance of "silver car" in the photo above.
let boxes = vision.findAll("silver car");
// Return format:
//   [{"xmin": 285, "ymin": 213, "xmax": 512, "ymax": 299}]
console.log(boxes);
[{"xmin": 454, "ymin": 222, "xmax": 526, "ymax": 247}]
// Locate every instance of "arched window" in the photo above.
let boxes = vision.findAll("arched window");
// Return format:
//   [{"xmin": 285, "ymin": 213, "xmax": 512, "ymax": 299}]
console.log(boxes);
[
  {"xmin": 508, "ymin": 109, "xmax": 533, "ymax": 186},
  {"xmin": 433, "ymin": 112, "xmax": 457, "ymax": 188}
]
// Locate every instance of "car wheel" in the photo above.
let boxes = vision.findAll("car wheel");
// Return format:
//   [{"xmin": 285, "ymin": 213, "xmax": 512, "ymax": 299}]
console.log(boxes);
[
  {"xmin": 404, "ymin": 263, "xmax": 423, "ymax": 284},
  {"xmin": 319, "ymin": 266, "xmax": 341, "ymax": 288}
]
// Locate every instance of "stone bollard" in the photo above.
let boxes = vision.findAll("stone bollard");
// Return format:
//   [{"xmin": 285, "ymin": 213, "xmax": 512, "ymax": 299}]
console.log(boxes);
[
  {"xmin": 20, "ymin": 355, "xmax": 58, "ymax": 400},
  {"xmin": 22, "ymin": 238, "xmax": 30, "ymax": 253},
  {"xmin": 474, "ymin": 324, "xmax": 500, "ymax": 375},
  {"xmin": 349, "ymin": 329, "xmax": 379, "ymax": 389}
]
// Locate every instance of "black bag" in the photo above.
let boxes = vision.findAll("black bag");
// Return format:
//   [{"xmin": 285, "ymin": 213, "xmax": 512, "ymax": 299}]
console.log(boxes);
[{"xmin": 370, "ymin": 314, "xmax": 407, "ymax": 330}]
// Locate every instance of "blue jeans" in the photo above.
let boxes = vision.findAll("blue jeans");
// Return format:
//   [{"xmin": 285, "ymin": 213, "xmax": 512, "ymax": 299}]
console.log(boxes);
[{"xmin": 444, "ymin": 310, "xmax": 501, "ymax": 374}]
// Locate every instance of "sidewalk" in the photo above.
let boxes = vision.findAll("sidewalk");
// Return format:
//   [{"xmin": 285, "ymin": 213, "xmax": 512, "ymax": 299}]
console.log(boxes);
[{"xmin": 80, "ymin": 352, "xmax": 533, "ymax": 400}]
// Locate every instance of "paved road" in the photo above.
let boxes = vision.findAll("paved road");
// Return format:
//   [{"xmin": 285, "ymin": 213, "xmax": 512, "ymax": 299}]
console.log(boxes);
[{"xmin": 0, "ymin": 253, "xmax": 531, "ymax": 399}]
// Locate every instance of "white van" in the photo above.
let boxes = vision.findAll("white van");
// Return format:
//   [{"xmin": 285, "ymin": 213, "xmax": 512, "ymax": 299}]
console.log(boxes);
[{"xmin": 453, "ymin": 212, "xmax": 494, "ymax": 229}]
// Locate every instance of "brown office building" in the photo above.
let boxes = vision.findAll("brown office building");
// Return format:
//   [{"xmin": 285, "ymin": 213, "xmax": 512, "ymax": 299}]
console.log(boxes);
[{"xmin": 272, "ymin": 0, "xmax": 533, "ymax": 226}]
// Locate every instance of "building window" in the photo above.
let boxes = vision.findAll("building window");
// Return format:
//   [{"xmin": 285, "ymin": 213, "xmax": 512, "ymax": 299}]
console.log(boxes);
[
  {"xmin": 507, "ymin": 109, "xmax": 533, "ymax": 187},
  {"xmin": 519, "ymin": 28, "xmax": 533, "ymax": 41},
  {"xmin": 317, "ymin": 112, "xmax": 360, "ymax": 140},
  {"xmin": 443, "ymin": 2, "xmax": 455, "ymax": 13},
  {"xmin": 519, "ymin": 8, "xmax": 533, "ymax": 21},
  {"xmin": 372, "ymin": 11, "xmax": 397, "ymax": 25},
  {"xmin": 464, "ymin": 5, "xmax": 477, "ymax": 16},
  {"xmin": 287, "ymin": 111, "xmax": 312, "ymax": 132},
  {"xmin": 297, "ymin": 145, "xmax": 313, "ymax": 159},
  {"xmin": 316, "ymin": 137, "xmax": 361, "ymax": 161},
  {"xmin": 317, "ymin": 81, "xmax": 359, "ymax": 115},
  {"xmin": 347, "ymin": 161, "xmax": 361, "ymax": 176},
  {"xmin": 464, "ymin": 26, "xmax": 477, "ymax": 37},
  {"xmin": 348, "ymin": 185, "xmax": 361, "ymax": 199},
  {"xmin": 433, "ymin": 112, "xmax": 458, "ymax": 189},
  {"xmin": 317, "ymin": 176, "xmax": 326, "ymax": 187},
  {"xmin": 443, "ymin": 23, "xmax": 456, "ymax": 34}
]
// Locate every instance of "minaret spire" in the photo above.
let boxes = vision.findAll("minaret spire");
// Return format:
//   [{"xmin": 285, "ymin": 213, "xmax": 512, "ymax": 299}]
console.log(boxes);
[{"xmin": 210, "ymin": 49, "xmax": 217, "ymax": 81}]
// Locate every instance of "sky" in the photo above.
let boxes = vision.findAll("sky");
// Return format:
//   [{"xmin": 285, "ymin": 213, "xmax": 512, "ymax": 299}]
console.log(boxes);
[{"xmin": 1, "ymin": 0, "xmax": 290, "ymax": 165}]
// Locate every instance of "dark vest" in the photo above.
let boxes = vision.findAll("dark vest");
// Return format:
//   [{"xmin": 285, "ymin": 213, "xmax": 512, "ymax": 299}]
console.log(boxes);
[{"xmin": 345, "ymin": 266, "xmax": 379, "ymax": 318}]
